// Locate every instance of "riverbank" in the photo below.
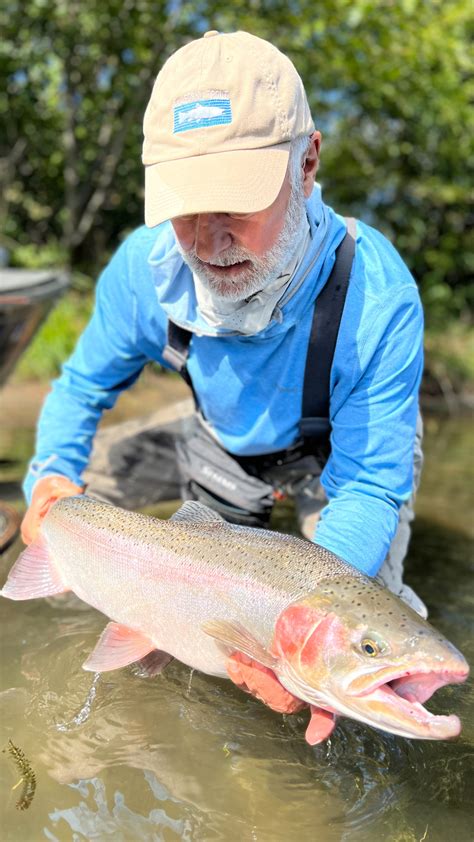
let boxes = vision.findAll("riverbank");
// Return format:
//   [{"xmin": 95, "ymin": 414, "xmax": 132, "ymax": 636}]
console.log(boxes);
[
  {"xmin": 2, "ymin": 368, "xmax": 189, "ymax": 432},
  {"xmin": 10, "ymin": 288, "xmax": 474, "ymax": 414},
  {"xmin": 423, "ymin": 324, "xmax": 474, "ymax": 413},
  {"xmin": 1, "ymin": 371, "xmax": 473, "ymax": 542}
]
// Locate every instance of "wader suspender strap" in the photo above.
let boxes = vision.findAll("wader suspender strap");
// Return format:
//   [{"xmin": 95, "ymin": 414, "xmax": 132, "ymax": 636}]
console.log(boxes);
[
  {"xmin": 162, "ymin": 321, "xmax": 197, "ymax": 403},
  {"xmin": 300, "ymin": 216, "xmax": 356, "ymax": 444},
  {"xmin": 163, "ymin": 216, "xmax": 357, "ymax": 446}
]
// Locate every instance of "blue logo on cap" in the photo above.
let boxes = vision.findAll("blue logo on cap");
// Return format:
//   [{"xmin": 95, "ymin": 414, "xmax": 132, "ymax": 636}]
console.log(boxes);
[{"xmin": 173, "ymin": 98, "xmax": 232, "ymax": 133}]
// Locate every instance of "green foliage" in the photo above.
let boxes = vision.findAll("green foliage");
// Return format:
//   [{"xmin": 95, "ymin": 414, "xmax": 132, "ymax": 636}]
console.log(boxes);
[
  {"xmin": 1, "ymin": 0, "xmax": 472, "ymax": 327},
  {"xmin": 10, "ymin": 241, "xmax": 68, "ymax": 269},
  {"xmin": 14, "ymin": 287, "xmax": 93, "ymax": 380},
  {"xmin": 0, "ymin": 0, "xmax": 204, "ymax": 258},
  {"xmin": 424, "ymin": 322, "xmax": 474, "ymax": 399},
  {"xmin": 250, "ymin": 0, "xmax": 473, "ymax": 326}
]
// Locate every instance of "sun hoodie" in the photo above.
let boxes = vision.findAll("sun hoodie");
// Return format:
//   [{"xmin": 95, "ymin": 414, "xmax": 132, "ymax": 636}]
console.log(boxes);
[{"xmin": 23, "ymin": 185, "xmax": 424, "ymax": 576}]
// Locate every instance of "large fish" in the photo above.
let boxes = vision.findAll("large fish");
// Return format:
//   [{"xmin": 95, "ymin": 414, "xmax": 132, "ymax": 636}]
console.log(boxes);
[{"xmin": 1, "ymin": 497, "xmax": 468, "ymax": 744}]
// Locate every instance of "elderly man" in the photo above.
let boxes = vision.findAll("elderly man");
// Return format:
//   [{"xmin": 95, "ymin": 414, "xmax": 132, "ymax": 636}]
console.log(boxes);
[{"xmin": 21, "ymin": 31, "xmax": 425, "ymax": 713}]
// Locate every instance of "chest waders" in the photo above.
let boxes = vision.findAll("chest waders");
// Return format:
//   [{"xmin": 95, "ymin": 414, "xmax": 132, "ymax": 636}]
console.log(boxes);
[{"xmin": 163, "ymin": 218, "xmax": 356, "ymax": 528}]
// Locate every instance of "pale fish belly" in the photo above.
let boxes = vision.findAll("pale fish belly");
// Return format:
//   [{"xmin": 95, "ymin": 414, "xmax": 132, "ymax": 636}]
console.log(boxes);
[{"xmin": 45, "ymin": 525, "xmax": 284, "ymax": 678}]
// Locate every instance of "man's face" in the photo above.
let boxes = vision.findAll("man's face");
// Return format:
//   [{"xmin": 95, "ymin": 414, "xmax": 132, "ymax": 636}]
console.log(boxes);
[{"xmin": 171, "ymin": 169, "xmax": 307, "ymax": 301}]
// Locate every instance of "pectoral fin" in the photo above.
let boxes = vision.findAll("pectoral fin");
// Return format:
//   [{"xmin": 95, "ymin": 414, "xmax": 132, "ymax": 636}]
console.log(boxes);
[
  {"xmin": 0, "ymin": 540, "xmax": 69, "ymax": 600},
  {"xmin": 202, "ymin": 619, "xmax": 277, "ymax": 669},
  {"xmin": 305, "ymin": 706, "xmax": 337, "ymax": 745},
  {"xmin": 82, "ymin": 622, "xmax": 156, "ymax": 672}
]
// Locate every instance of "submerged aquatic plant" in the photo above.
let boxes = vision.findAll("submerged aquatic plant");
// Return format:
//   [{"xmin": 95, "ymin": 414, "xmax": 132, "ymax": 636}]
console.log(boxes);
[{"xmin": 3, "ymin": 739, "xmax": 37, "ymax": 810}]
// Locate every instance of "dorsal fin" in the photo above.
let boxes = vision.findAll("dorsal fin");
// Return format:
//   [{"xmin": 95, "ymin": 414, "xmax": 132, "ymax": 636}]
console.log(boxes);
[{"xmin": 171, "ymin": 501, "xmax": 226, "ymax": 524}]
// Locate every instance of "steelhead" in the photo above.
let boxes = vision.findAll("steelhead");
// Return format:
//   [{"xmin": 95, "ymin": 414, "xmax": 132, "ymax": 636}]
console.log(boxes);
[{"xmin": 1, "ymin": 496, "xmax": 468, "ymax": 744}]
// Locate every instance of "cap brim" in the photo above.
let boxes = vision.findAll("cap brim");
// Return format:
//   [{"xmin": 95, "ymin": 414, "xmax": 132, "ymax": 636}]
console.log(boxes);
[{"xmin": 144, "ymin": 143, "xmax": 291, "ymax": 228}]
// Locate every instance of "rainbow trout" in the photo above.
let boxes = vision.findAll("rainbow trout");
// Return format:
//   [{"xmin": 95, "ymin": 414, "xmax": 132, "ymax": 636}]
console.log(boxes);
[{"xmin": 1, "ymin": 497, "xmax": 468, "ymax": 744}]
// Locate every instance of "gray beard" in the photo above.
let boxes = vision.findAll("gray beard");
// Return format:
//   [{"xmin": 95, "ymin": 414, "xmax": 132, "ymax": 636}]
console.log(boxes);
[{"xmin": 176, "ymin": 179, "xmax": 307, "ymax": 302}]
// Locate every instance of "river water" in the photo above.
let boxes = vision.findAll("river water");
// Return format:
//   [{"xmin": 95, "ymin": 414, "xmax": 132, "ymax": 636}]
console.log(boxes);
[{"xmin": 0, "ymin": 413, "xmax": 472, "ymax": 842}]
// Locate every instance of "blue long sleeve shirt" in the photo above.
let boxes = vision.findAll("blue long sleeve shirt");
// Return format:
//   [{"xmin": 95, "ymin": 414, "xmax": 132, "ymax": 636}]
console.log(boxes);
[{"xmin": 23, "ymin": 187, "xmax": 424, "ymax": 576}]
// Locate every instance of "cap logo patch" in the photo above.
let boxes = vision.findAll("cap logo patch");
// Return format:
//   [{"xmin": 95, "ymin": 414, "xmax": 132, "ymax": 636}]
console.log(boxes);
[{"xmin": 173, "ymin": 98, "xmax": 232, "ymax": 133}]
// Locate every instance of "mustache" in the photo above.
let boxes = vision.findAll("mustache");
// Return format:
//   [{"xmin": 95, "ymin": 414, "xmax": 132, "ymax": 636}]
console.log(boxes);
[{"xmin": 182, "ymin": 245, "xmax": 256, "ymax": 268}]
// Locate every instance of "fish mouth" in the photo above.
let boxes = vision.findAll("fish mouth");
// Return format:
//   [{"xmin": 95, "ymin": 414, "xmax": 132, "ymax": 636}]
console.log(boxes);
[{"xmin": 343, "ymin": 663, "xmax": 469, "ymax": 739}]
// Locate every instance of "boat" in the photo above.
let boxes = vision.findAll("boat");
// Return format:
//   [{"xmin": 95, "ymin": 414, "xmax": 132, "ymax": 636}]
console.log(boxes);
[{"xmin": 0, "ymin": 268, "xmax": 70, "ymax": 550}]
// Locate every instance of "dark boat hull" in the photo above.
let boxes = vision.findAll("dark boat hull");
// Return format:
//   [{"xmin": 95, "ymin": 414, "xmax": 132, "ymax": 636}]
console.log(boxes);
[{"xmin": 0, "ymin": 269, "xmax": 70, "ymax": 386}]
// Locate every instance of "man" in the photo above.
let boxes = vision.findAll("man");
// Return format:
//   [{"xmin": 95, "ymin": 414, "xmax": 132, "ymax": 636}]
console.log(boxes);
[{"xmin": 20, "ymin": 31, "xmax": 425, "ymax": 713}]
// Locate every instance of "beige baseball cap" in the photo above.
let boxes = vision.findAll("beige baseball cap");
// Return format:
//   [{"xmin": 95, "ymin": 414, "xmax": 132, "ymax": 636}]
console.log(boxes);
[{"xmin": 142, "ymin": 30, "xmax": 314, "ymax": 227}]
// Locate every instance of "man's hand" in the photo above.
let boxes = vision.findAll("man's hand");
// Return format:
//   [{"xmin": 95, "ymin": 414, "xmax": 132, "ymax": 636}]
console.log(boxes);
[
  {"xmin": 21, "ymin": 475, "xmax": 84, "ymax": 545},
  {"xmin": 226, "ymin": 651, "xmax": 307, "ymax": 714},
  {"xmin": 226, "ymin": 652, "xmax": 338, "ymax": 744}
]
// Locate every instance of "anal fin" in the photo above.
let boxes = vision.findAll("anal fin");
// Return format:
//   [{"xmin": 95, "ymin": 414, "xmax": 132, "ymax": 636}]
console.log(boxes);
[{"xmin": 133, "ymin": 650, "xmax": 174, "ymax": 677}]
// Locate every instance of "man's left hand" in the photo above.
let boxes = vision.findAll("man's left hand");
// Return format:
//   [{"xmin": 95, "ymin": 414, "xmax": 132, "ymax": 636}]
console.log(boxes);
[{"xmin": 226, "ymin": 651, "xmax": 307, "ymax": 714}]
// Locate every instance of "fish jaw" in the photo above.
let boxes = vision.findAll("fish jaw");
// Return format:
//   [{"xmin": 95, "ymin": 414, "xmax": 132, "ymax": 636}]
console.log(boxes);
[
  {"xmin": 344, "ymin": 662, "xmax": 469, "ymax": 704},
  {"xmin": 339, "ymin": 661, "xmax": 469, "ymax": 740}
]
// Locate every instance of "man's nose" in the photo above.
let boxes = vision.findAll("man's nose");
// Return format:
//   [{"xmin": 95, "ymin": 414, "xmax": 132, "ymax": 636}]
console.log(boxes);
[{"xmin": 194, "ymin": 214, "xmax": 232, "ymax": 262}]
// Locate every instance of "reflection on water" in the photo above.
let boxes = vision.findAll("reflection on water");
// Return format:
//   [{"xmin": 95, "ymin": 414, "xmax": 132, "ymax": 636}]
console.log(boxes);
[{"xmin": 0, "ymin": 416, "xmax": 472, "ymax": 841}]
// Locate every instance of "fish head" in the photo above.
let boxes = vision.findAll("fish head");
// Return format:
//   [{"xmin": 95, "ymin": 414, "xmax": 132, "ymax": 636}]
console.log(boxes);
[{"xmin": 272, "ymin": 577, "xmax": 469, "ymax": 740}]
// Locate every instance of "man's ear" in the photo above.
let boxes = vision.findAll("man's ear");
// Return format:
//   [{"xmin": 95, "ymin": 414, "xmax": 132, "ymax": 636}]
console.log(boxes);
[{"xmin": 303, "ymin": 131, "xmax": 321, "ymax": 197}]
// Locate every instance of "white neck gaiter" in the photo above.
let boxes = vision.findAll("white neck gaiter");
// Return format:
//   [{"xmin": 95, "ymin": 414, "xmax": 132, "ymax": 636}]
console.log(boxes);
[{"xmin": 193, "ymin": 218, "xmax": 311, "ymax": 335}]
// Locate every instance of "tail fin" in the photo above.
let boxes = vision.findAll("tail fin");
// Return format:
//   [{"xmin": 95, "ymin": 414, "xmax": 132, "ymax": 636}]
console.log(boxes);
[{"xmin": 0, "ymin": 540, "xmax": 69, "ymax": 600}]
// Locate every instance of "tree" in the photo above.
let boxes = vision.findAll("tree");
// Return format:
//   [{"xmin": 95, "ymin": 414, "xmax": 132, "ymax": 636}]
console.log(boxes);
[
  {"xmin": 0, "ymin": 0, "xmax": 208, "ymax": 263},
  {"xmin": 1, "ymin": 0, "xmax": 471, "ymax": 324}
]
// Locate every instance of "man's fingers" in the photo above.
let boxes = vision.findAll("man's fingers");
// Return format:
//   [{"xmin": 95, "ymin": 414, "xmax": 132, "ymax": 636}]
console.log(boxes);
[
  {"xmin": 226, "ymin": 652, "xmax": 307, "ymax": 714},
  {"xmin": 20, "ymin": 511, "xmax": 35, "ymax": 545},
  {"xmin": 226, "ymin": 654, "xmax": 251, "ymax": 690},
  {"xmin": 21, "ymin": 476, "xmax": 84, "ymax": 545}
]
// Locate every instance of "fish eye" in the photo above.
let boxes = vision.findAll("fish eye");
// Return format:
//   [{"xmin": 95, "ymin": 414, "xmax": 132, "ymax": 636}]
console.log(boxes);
[{"xmin": 361, "ymin": 638, "xmax": 380, "ymax": 657}]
